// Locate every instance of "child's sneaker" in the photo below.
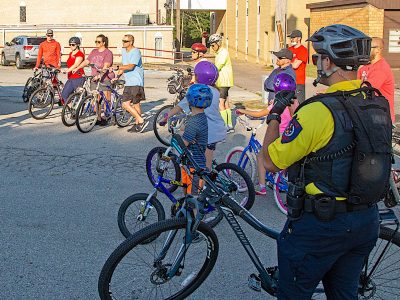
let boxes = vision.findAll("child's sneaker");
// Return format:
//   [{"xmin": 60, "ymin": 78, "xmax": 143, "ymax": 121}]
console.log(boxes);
[{"xmin": 255, "ymin": 184, "xmax": 267, "ymax": 195}]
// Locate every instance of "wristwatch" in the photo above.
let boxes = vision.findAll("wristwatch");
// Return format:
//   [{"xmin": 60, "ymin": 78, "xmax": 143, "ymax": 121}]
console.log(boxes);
[{"xmin": 266, "ymin": 113, "xmax": 281, "ymax": 124}]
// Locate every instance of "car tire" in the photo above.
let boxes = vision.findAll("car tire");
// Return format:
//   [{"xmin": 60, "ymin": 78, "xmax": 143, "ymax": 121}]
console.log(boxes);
[
  {"xmin": 1, "ymin": 52, "xmax": 10, "ymax": 66},
  {"xmin": 15, "ymin": 54, "xmax": 24, "ymax": 69}
]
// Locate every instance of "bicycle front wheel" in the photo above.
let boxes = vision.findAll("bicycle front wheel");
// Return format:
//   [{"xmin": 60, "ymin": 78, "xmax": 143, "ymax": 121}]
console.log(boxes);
[
  {"xmin": 28, "ymin": 87, "xmax": 54, "ymax": 120},
  {"xmin": 98, "ymin": 218, "xmax": 219, "ymax": 300},
  {"xmin": 358, "ymin": 226, "xmax": 400, "ymax": 299},
  {"xmin": 61, "ymin": 91, "xmax": 84, "ymax": 127},
  {"xmin": 273, "ymin": 170, "xmax": 288, "ymax": 215},
  {"xmin": 117, "ymin": 193, "xmax": 165, "ymax": 240},
  {"xmin": 146, "ymin": 146, "xmax": 181, "ymax": 193},
  {"xmin": 76, "ymin": 95, "xmax": 98, "ymax": 133},
  {"xmin": 153, "ymin": 104, "xmax": 174, "ymax": 146}
]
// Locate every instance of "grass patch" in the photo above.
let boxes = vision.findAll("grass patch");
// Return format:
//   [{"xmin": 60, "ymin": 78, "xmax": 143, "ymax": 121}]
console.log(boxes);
[{"xmin": 306, "ymin": 64, "xmax": 317, "ymax": 78}]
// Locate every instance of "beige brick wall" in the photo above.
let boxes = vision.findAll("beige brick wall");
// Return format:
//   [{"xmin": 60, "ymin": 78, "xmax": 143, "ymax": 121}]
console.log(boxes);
[
  {"xmin": 237, "ymin": 0, "xmax": 246, "ymax": 61},
  {"xmin": 248, "ymin": 0, "xmax": 258, "ymax": 62}
]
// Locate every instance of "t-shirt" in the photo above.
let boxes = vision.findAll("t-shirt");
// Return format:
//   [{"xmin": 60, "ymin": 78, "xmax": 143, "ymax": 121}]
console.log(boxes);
[
  {"xmin": 87, "ymin": 48, "xmax": 115, "ymax": 79},
  {"xmin": 122, "ymin": 48, "xmax": 144, "ymax": 87},
  {"xmin": 268, "ymin": 80, "xmax": 361, "ymax": 197},
  {"xmin": 357, "ymin": 58, "xmax": 395, "ymax": 123},
  {"xmin": 267, "ymin": 104, "xmax": 291, "ymax": 134},
  {"xmin": 67, "ymin": 50, "xmax": 85, "ymax": 79},
  {"xmin": 35, "ymin": 40, "xmax": 61, "ymax": 68},
  {"xmin": 182, "ymin": 113, "xmax": 208, "ymax": 169},
  {"xmin": 215, "ymin": 47, "xmax": 234, "ymax": 88},
  {"xmin": 178, "ymin": 86, "xmax": 227, "ymax": 144},
  {"xmin": 288, "ymin": 45, "xmax": 308, "ymax": 85},
  {"xmin": 264, "ymin": 65, "xmax": 296, "ymax": 101}
]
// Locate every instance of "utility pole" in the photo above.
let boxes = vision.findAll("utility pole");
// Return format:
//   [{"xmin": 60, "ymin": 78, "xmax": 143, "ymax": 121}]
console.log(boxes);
[
  {"xmin": 176, "ymin": 0, "xmax": 181, "ymax": 54},
  {"xmin": 275, "ymin": 0, "xmax": 287, "ymax": 51}
]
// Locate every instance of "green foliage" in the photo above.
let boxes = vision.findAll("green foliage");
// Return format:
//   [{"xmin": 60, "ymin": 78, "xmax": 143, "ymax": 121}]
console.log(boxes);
[{"xmin": 181, "ymin": 11, "xmax": 210, "ymax": 47}]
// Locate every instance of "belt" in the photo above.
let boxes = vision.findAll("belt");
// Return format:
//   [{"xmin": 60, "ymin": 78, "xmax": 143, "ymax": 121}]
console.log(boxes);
[{"xmin": 304, "ymin": 195, "xmax": 371, "ymax": 213}]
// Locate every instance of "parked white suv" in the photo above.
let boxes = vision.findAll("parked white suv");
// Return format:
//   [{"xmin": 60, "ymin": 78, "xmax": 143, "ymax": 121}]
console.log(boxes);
[{"xmin": 1, "ymin": 36, "xmax": 46, "ymax": 69}]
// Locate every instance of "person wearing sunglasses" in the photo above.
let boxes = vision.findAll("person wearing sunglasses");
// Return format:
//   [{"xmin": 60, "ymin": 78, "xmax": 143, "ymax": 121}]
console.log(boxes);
[
  {"xmin": 111, "ymin": 34, "xmax": 147, "ymax": 133},
  {"xmin": 34, "ymin": 29, "xmax": 61, "ymax": 70},
  {"xmin": 75, "ymin": 34, "xmax": 115, "ymax": 125},
  {"xmin": 190, "ymin": 43, "xmax": 208, "ymax": 83},
  {"xmin": 60, "ymin": 37, "xmax": 85, "ymax": 102},
  {"xmin": 260, "ymin": 25, "xmax": 387, "ymax": 299}
]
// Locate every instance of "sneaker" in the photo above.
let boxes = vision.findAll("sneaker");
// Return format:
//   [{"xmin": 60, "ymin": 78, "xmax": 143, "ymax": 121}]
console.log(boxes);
[
  {"xmin": 136, "ymin": 120, "xmax": 150, "ymax": 133},
  {"xmin": 127, "ymin": 124, "xmax": 137, "ymax": 133},
  {"xmin": 98, "ymin": 118, "xmax": 108, "ymax": 126},
  {"xmin": 227, "ymin": 126, "xmax": 235, "ymax": 134},
  {"xmin": 255, "ymin": 185, "xmax": 267, "ymax": 195}
]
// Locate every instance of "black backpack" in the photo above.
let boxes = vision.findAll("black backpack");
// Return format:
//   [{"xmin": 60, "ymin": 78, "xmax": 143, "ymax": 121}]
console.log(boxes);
[{"xmin": 300, "ymin": 84, "xmax": 392, "ymax": 205}]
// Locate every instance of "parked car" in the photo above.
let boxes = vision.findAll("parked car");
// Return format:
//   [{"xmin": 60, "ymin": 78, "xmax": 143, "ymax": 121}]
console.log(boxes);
[{"xmin": 1, "ymin": 36, "xmax": 46, "ymax": 69}]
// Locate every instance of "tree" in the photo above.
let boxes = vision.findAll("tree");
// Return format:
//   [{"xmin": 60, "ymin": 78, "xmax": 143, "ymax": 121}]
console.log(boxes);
[{"xmin": 181, "ymin": 11, "xmax": 210, "ymax": 47}]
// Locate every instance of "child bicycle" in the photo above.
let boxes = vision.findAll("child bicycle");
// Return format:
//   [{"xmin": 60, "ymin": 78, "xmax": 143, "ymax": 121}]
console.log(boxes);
[
  {"xmin": 98, "ymin": 133, "xmax": 400, "ymax": 300},
  {"xmin": 225, "ymin": 109, "xmax": 288, "ymax": 214}
]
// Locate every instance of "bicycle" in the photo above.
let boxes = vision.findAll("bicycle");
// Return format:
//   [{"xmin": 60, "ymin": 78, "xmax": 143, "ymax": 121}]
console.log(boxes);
[
  {"xmin": 225, "ymin": 112, "xmax": 288, "ymax": 214},
  {"xmin": 75, "ymin": 77, "xmax": 135, "ymax": 133},
  {"xmin": 98, "ymin": 134, "xmax": 400, "ymax": 300},
  {"xmin": 153, "ymin": 67, "xmax": 192, "ymax": 146},
  {"xmin": 61, "ymin": 75, "xmax": 94, "ymax": 127},
  {"xmin": 22, "ymin": 65, "xmax": 47, "ymax": 103},
  {"xmin": 28, "ymin": 66, "xmax": 65, "ymax": 120},
  {"xmin": 118, "ymin": 137, "xmax": 255, "ymax": 239}
]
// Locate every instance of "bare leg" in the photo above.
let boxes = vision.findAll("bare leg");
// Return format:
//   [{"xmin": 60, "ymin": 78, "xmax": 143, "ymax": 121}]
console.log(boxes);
[
  {"xmin": 205, "ymin": 148, "xmax": 214, "ymax": 170},
  {"xmin": 256, "ymin": 152, "xmax": 266, "ymax": 186},
  {"xmin": 122, "ymin": 101, "xmax": 143, "ymax": 124}
]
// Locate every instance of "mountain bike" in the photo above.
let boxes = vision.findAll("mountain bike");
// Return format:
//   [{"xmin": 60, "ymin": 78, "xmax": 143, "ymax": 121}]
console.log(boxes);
[
  {"xmin": 118, "ymin": 140, "xmax": 255, "ymax": 239},
  {"xmin": 153, "ymin": 67, "xmax": 192, "ymax": 146},
  {"xmin": 22, "ymin": 65, "xmax": 47, "ymax": 102},
  {"xmin": 98, "ymin": 134, "xmax": 400, "ymax": 300},
  {"xmin": 225, "ymin": 111, "xmax": 288, "ymax": 214},
  {"xmin": 28, "ymin": 66, "xmax": 64, "ymax": 120}
]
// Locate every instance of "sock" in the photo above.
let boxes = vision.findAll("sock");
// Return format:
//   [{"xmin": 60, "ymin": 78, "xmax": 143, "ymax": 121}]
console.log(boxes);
[
  {"xmin": 226, "ymin": 108, "xmax": 233, "ymax": 127},
  {"xmin": 220, "ymin": 110, "xmax": 228, "ymax": 126}
]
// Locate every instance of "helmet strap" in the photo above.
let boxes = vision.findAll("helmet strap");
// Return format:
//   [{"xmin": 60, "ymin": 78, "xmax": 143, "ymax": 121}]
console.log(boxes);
[{"xmin": 313, "ymin": 54, "xmax": 339, "ymax": 86}]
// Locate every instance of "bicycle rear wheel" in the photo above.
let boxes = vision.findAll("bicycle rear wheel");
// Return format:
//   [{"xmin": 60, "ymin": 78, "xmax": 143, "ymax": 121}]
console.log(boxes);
[
  {"xmin": 117, "ymin": 193, "xmax": 165, "ymax": 240},
  {"xmin": 358, "ymin": 226, "xmax": 400, "ymax": 299},
  {"xmin": 225, "ymin": 146, "xmax": 257, "ymax": 183},
  {"xmin": 98, "ymin": 218, "xmax": 219, "ymax": 300},
  {"xmin": 28, "ymin": 87, "xmax": 54, "ymax": 120},
  {"xmin": 76, "ymin": 95, "xmax": 98, "ymax": 133},
  {"xmin": 273, "ymin": 170, "xmax": 288, "ymax": 215}
]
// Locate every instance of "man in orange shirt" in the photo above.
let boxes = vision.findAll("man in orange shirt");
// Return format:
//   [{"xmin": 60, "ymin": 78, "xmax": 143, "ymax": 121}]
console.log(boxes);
[
  {"xmin": 357, "ymin": 37, "xmax": 395, "ymax": 123},
  {"xmin": 35, "ymin": 29, "xmax": 61, "ymax": 69},
  {"xmin": 288, "ymin": 30, "xmax": 308, "ymax": 103}
]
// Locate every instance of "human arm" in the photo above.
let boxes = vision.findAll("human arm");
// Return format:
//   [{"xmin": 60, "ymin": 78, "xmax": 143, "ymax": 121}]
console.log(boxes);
[
  {"xmin": 65, "ymin": 55, "xmax": 84, "ymax": 73},
  {"xmin": 237, "ymin": 108, "xmax": 270, "ymax": 118},
  {"xmin": 291, "ymin": 58, "xmax": 302, "ymax": 70},
  {"xmin": 72, "ymin": 58, "xmax": 89, "ymax": 73},
  {"xmin": 35, "ymin": 44, "xmax": 43, "ymax": 69},
  {"xmin": 56, "ymin": 42, "xmax": 61, "ymax": 69},
  {"xmin": 291, "ymin": 47, "xmax": 308, "ymax": 70},
  {"xmin": 159, "ymin": 104, "xmax": 184, "ymax": 126}
]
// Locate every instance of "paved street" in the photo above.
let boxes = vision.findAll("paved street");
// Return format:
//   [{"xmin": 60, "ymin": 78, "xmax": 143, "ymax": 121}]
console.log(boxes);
[{"xmin": 0, "ymin": 67, "xmax": 285, "ymax": 299}]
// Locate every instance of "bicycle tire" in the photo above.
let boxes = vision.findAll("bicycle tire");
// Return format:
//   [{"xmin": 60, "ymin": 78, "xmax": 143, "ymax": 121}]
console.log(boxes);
[
  {"xmin": 61, "ymin": 91, "xmax": 84, "ymax": 127},
  {"xmin": 273, "ymin": 170, "xmax": 288, "ymax": 215},
  {"xmin": 115, "ymin": 98, "xmax": 134, "ymax": 127},
  {"xmin": 76, "ymin": 95, "xmax": 98, "ymax": 133},
  {"xmin": 214, "ymin": 162, "xmax": 256, "ymax": 211},
  {"xmin": 25, "ymin": 77, "xmax": 43, "ymax": 103},
  {"xmin": 117, "ymin": 193, "xmax": 165, "ymax": 240},
  {"xmin": 153, "ymin": 104, "xmax": 174, "ymax": 146},
  {"xmin": 225, "ymin": 146, "xmax": 257, "ymax": 183},
  {"xmin": 357, "ymin": 226, "xmax": 400, "ymax": 300},
  {"xmin": 98, "ymin": 218, "xmax": 219, "ymax": 300},
  {"xmin": 22, "ymin": 76, "xmax": 33, "ymax": 102},
  {"xmin": 28, "ymin": 87, "xmax": 54, "ymax": 120},
  {"xmin": 146, "ymin": 146, "xmax": 181, "ymax": 194}
]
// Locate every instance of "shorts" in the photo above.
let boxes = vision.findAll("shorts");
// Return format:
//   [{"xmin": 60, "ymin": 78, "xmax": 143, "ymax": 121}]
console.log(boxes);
[
  {"xmin": 218, "ymin": 87, "xmax": 230, "ymax": 100},
  {"xmin": 122, "ymin": 86, "xmax": 146, "ymax": 104},
  {"xmin": 207, "ymin": 143, "xmax": 217, "ymax": 151},
  {"xmin": 91, "ymin": 79, "xmax": 112, "ymax": 91}
]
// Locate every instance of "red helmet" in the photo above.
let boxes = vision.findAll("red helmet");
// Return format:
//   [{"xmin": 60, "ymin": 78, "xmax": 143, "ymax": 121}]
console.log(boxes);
[{"xmin": 191, "ymin": 43, "xmax": 207, "ymax": 54}]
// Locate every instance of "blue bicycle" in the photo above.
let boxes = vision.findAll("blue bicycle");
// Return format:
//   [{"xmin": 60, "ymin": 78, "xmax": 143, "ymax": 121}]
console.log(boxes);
[{"xmin": 225, "ymin": 112, "xmax": 288, "ymax": 214}]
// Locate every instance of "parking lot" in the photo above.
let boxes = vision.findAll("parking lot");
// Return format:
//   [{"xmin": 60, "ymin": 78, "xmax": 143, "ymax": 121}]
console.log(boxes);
[{"xmin": 0, "ymin": 66, "xmax": 287, "ymax": 299}]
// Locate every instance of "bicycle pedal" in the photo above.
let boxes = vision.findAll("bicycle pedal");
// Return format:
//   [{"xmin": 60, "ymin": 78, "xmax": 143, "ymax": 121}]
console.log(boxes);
[{"xmin": 248, "ymin": 274, "xmax": 261, "ymax": 292}]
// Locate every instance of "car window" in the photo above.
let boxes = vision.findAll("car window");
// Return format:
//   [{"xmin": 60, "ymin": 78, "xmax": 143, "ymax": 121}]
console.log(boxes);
[
  {"xmin": 27, "ymin": 37, "xmax": 46, "ymax": 45},
  {"xmin": 10, "ymin": 38, "xmax": 17, "ymax": 45}
]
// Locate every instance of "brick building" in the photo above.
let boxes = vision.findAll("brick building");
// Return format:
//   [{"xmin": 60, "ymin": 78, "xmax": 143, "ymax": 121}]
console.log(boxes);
[
  {"xmin": 0, "ymin": 0, "xmax": 174, "ymax": 63},
  {"xmin": 307, "ymin": 0, "xmax": 400, "ymax": 67}
]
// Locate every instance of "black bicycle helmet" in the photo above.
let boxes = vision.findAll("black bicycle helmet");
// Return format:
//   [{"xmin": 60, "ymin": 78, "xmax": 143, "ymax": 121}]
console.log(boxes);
[
  {"xmin": 307, "ymin": 24, "xmax": 371, "ymax": 69},
  {"xmin": 69, "ymin": 36, "xmax": 81, "ymax": 45}
]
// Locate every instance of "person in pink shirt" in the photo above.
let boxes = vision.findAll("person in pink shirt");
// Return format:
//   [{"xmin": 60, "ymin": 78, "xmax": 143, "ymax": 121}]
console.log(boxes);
[{"xmin": 357, "ymin": 37, "xmax": 395, "ymax": 123}]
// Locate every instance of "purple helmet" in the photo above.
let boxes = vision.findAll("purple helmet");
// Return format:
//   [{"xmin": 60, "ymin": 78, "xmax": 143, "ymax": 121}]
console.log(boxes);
[
  {"xmin": 273, "ymin": 73, "xmax": 296, "ymax": 93},
  {"xmin": 194, "ymin": 61, "xmax": 219, "ymax": 86}
]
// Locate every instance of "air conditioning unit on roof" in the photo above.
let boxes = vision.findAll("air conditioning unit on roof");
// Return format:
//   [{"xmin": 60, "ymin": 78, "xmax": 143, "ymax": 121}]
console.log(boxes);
[{"xmin": 129, "ymin": 14, "xmax": 149, "ymax": 26}]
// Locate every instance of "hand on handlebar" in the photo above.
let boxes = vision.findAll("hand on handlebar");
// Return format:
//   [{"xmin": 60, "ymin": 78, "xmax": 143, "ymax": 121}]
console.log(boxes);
[{"xmin": 159, "ymin": 113, "xmax": 169, "ymax": 126}]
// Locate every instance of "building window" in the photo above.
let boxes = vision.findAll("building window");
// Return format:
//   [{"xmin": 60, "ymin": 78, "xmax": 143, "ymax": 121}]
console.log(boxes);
[{"xmin": 20, "ymin": 1, "xmax": 26, "ymax": 23}]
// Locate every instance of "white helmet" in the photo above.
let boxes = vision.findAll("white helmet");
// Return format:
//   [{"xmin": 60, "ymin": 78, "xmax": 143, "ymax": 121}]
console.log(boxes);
[{"xmin": 208, "ymin": 33, "xmax": 223, "ymax": 44}]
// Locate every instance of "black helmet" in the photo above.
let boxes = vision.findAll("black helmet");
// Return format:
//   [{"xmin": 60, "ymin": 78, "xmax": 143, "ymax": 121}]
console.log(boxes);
[
  {"xmin": 69, "ymin": 36, "xmax": 81, "ymax": 46},
  {"xmin": 307, "ymin": 24, "xmax": 371, "ymax": 68}
]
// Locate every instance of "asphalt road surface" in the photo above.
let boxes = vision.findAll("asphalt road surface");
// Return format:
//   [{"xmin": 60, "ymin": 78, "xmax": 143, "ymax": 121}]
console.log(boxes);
[{"xmin": 0, "ymin": 67, "xmax": 285, "ymax": 299}]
